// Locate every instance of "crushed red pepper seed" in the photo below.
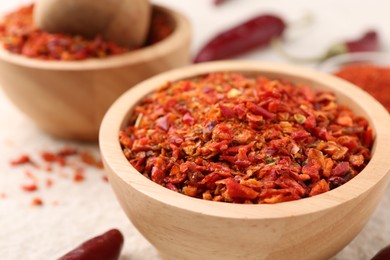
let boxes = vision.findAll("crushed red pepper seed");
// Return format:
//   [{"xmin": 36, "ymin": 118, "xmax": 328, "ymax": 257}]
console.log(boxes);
[{"xmin": 120, "ymin": 72, "xmax": 373, "ymax": 204}]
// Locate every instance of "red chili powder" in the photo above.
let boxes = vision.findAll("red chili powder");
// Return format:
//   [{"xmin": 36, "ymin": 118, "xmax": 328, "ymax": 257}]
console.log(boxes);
[
  {"xmin": 334, "ymin": 64, "xmax": 390, "ymax": 112},
  {"xmin": 120, "ymin": 72, "xmax": 373, "ymax": 204},
  {"xmin": 0, "ymin": 4, "xmax": 173, "ymax": 60}
]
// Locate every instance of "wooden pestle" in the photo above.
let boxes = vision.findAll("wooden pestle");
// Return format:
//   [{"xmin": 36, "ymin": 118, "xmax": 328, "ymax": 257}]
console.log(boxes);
[{"xmin": 34, "ymin": 0, "xmax": 151, "ymax": 48}]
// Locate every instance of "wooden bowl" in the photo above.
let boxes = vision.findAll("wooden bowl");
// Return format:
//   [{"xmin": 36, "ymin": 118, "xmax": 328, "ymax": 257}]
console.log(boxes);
[
  {"xmin": 99, "ymin": 61, "xmax": 390, "ymax": 260},
  {"xmin": 0, "ymin": 4, "xmax": 191, "ymax": 141}
]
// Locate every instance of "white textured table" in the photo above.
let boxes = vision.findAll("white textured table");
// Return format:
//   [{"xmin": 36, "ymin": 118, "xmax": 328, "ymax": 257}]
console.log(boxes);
[{"xmin": 1, "ymin": 0, "xmax": 389, "ymax": 259}]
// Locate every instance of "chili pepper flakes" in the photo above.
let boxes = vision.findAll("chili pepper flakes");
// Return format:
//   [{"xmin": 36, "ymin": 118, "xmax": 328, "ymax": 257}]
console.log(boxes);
[
  {"xmin": 334, "ymin": 64, "xmax": 390, "ymax": 112},
  {"xmin": 10, "ymin": 154, "xmax": 33, "ymax": 166},
  {"xmin": 31, "ymin": 197, "xmax": 43, "ymax": 206},
  {"xmin": 8, "ymin": 147, "xmax": 106, "ymax": 206},
  {"xmin": 0, "ymin": 4, "xmax": 173, "ymax": 61},
  {"xmin": 120, "ymin": 72, "xmax": 373, "ymax": 204}
]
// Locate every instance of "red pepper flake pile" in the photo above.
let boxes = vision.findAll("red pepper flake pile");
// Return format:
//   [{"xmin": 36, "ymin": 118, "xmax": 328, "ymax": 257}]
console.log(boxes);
[
  {"xmin": 0, "ymin": 4, "xmax": 173, "ymax": 60},
  {"xmin": 8, "ymin": 147, "xmax": 107, "ymax": 206},
  {"xmin": 334, "ymin": 64, "xmax": 390, "ymax": 112},
  {"xmin": 120, "ymin": 72, "xmax": 373, "ymax": 204}
]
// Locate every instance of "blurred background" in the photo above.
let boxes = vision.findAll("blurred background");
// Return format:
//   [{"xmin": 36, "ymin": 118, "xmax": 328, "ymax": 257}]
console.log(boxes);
[{"xmin": 0, "ymin": 0, "xmax": 389, "ymax": 259}]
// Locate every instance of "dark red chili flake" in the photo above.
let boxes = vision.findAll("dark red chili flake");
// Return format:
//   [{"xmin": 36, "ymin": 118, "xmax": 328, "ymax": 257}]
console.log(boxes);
[
  {"xmin": 10, "ymin": 154, "xmax": 33, "ymax": 166},
  {"xmin": 21, "ymin": 182, "xmax": 38, "ymax": 192},
  {"xmin": 73, "ymin": 168, "xmax": 85, "ymax": 182},
  {"xmin": 31, "ymin": 197, "xmax": 43, "ymax": 206},
  {"xmin": 120, "ymin": 72, "xmax": 373, "ymax": 204}
]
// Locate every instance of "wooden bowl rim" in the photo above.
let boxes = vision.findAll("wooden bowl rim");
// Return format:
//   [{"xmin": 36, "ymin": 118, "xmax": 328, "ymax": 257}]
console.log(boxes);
[
  {"xmin": 0, "ymin": 4, "xmax": 190, "ymax": 70},
  {"xmin": 99, "ymin": 61, "xmax": 390, "ymax": 219}
]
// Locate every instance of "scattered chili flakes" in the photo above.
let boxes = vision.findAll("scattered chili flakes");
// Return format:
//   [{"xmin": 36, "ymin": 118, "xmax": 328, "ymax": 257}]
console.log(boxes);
[
  {"xmin": 10, "ymin": 154, "xmax": 33, "ymax": 166},
  {"xmin": 31, "ymin": 197, "xmax": 43, "ymax": 206},
  {"xmin": 8, "ymin": 147, "xmax": 107, "ymax": 206},
  {"xmin": 21, "ymin": 182, "xmax": 38, "ymax": 192},
  {"xmin": 46, "ymin": 178, "xmax": 53, "ymax": 188},
  {"xmin": 73, "ymin": 168, "xmax": 85, "ymax": 182},
  {"xmin": 0, "ymin": 4, "xmax": 173, "ymax": 61},
  {"xmin": 80, "ymin": 151, "xmax": 104, "ymax": 168},
  {"xmin": 120, "ymin": 72, "xmax": 373, "ymax": 204}
]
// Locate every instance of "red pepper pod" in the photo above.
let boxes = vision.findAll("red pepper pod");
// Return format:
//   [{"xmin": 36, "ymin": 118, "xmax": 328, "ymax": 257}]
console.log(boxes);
[
  {"xmin": 345, "ymin": 30, "xmax": 379, "ymax": 53},
  {"xmin": 371, "ymin": 244, "xmax": 390, "ymax": 260},
  {"xmin": 273, "ymin": 29, "xmax": 380, "ymax": 63},
  {"xmin": 326, "ymin": 30, "xmax": 380, "ymax": 58},
  {"xmin": 193, "ymin": 14, "xmax": 286, "ymax": 63},
  {"xmin": 58, "ymin": 229, "xmax": 124, "ymax": 260},
  {"xmin": 214, "ymin": 0, "xmax": 226, "ymax": 5}
]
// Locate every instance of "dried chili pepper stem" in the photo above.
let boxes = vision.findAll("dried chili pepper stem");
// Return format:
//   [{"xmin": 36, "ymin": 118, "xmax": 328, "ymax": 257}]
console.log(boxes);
[{"xmin": 272, "ymin": 30, "xmax": 380, "ymax": 63}]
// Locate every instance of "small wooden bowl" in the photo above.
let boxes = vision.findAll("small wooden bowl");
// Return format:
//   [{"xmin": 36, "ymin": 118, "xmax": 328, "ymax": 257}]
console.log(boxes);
[
  {"xmin": 100, "ymin": 61, "xmax": 390, "ymax": 260},
  {"xmin": 0, "ymin": 4, "xmax": 191, "ymax": 141}
]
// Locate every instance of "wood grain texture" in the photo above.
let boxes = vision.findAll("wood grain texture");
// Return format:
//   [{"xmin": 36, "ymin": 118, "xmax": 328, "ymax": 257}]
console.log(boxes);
[
  {"xmin": 99, "ymin": 61, "xmax": 390, "ymax": 260},
  {"xmin": 0, "ymin": 5, "xmax": 191, "ymax": 141}
]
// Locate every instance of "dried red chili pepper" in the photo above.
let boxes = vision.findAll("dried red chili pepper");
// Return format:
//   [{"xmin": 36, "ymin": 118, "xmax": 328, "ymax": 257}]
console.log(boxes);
[
  {"xmin": 273, "ymin": 30, "xmax": 380, "ymax": 63},
  {"xmin": 120, "ymin": 72, "xmax": 373, "ymax": 204},
  {"xmin": 334, "ymin": 64, "xmax": 390, "ymax": 112},
  {"xmin": 372, "ymin": 244, "xmax": 390, "ymax": 260},
  {"xmin": 193, "ymin": 14, "xmax": 286, "ymax": 63},
  {"xmin": 326, "ymin": 30, "xmax": 380, "ymax": 59},
  {"xmin": 213, "ymin": 0, "xmax": 227, "ymax": 5},
  {"xmin": 58, "ymin": 229, "xmax": 124, "ymax": 260}
]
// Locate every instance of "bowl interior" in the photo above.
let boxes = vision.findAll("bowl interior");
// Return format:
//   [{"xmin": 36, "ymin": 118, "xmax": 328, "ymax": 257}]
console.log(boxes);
[
  {"xmin": 100, "ymin": 61, "xmax": 390, "ymax": 219},
  {"xmin": 0, "ymin": 4, "xmax": 188, "ymax": 70}
]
